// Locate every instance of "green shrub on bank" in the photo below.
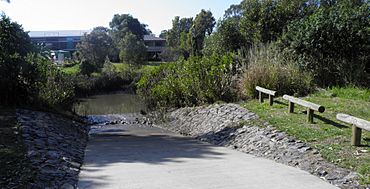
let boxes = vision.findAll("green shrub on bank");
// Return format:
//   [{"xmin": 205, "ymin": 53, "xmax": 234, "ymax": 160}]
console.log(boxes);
[
  {"xmin": 137, "ymin": 54, "xmax": 238, "ymax": 108},
  {"xmin": 280, "ymin": 2, "xmax": 370, "ymax": 86},
  {"xmin": 73, "ymin": 63, "xmax": 135, "ymax": 97},
  {"xmin": 241, "ymin": 44, "xmax": 314, "ymax": 98},
  {"xmin": 27, "ymin": 55, "xmax": 76, "ymax": 109}
]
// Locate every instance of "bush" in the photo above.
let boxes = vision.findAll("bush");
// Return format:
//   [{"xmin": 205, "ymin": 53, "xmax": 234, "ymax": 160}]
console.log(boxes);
[
  {"xmin": 280, "ymin": 2, "xmax": 370, "ymax": 86},
  {"xmin": 73, "ymin": 64, "xmax": 135, "ymax": 97},
  {"xmin": 137, "ymin": 54, "xmax": 239, "ymax": 108},
  {"xmin": 28, "ymin": 55, "xmax": 76, "ymax": 109},
  {"xmin": 240, "ymin": 44, "xmax": 314, "ymax": 98},
  {"xmin": 0, "ymin": 15, "xmax": 35, "ymax": 105}
]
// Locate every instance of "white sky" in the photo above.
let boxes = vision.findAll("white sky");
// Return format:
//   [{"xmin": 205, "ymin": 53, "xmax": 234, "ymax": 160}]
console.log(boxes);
[{"xmin": 0, "ymin": 0, "xmax": 242, "ymax": 36}]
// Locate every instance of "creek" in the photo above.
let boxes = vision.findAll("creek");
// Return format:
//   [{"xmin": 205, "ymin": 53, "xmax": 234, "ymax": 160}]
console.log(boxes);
[{"xmin": 73, "ymin": 92, "xmax": 146, "ymax": 116}]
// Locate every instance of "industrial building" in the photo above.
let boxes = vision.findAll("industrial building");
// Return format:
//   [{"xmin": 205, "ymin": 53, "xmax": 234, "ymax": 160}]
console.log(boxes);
[{"xmin": 28, "ymin": 30, "xmax": 166, "ymax": 63}]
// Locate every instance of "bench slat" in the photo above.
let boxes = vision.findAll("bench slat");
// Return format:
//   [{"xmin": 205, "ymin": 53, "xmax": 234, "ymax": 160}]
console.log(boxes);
[
  {"xmin": 256, "ymin": 86, "xmax": 277, "ymax": 96},
  {"xmin": 336, "ymin": 113, "xmax": 370, "ymax": 131},
  {"xmin": 283, "ymin": 95, "xmax": 325, "ymax": 113}
]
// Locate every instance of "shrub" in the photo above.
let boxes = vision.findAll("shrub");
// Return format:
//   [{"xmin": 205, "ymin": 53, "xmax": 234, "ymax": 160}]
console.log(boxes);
[
  {"xmin": 240, "ymin": 44, "xmax": 314, "ymax": 98},
  {"xmin": 137, "ymin": 54, "xmax": 239, "ymax": 108},
  {"xmin": 29, "ymin": 55, "xmax": 75, "ymax": 109},
  {"xmin": 280, "ymin": 2, "xmax": 370, "ymax": 86}
]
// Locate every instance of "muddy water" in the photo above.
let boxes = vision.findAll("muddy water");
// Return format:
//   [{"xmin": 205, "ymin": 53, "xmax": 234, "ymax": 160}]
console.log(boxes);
[{"xmin": 74, "ymin": 93, "xmax": 146, "ymax": 115}]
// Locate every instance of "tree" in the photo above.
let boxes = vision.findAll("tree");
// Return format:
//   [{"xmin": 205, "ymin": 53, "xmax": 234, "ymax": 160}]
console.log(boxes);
[
  {"xmin": 76, "ymin": 26, "xmax": 115, "ymax": 75},
  {"xmin": 119, "ymin": 32, "xmax": 147, "ymax": 65},
  {"xmin": 109, "ymin": 14, "xmax": 149, "ymax": 63},
  {"xmin": 161, "ymin": 16, "xmax": 193, "ymax": 60},
  {"xmin": 109, "ymin": 14, "xmax": 149, "ymax": 41},
  {"xmin": 0, "ymin": 14, "xmax": 35, "ymax": 105},
  {"xmin": 239, "ymin": 0, "xmax": 317, "ymax": 46},
  {"xmin": 224, "ymin": 4, "xmax": 244, "ymax": 19},
  {"xmin": 189, "ymin": 10, "xmax": 215, "ymax": 56},
  {"xmin": 159, "ymin": 30, "xmax": 168, "ymax": 39},
  {"xmin": 281, "ymin": 1, "xmax": 370, "ymax": 86},
  {"xmin": 166, "ymin": 16, "xmax": 193, "ymax": 48}
]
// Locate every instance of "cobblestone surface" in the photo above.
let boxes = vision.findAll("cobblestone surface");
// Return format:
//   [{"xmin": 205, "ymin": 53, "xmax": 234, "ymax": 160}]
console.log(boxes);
[{"xmin": 16, "ymin": 109, "xmax": 89, "ymax": 189}]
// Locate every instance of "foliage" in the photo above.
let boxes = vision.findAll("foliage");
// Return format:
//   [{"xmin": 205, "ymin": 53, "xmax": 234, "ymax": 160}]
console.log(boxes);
[
  {"xmin": 76, "ymin": 27, "xmax": 115, "ymax": 75},
  {"xmin": 240, "ymin": 44, "xmax": 314, "ymax": 98},
  {"xmin": 118, "ymin": 32, "xmax": 147, "ymax": 65},
  {"xmin": 243, "ymin": 87, "xmax": 370, "ymax": 184},
  {"xmin": 162, "ymin": 16, "xmax": 193, "ymax": 60},
  {"xmin": 0, "ymin": 15, "xmax": 35, "ymax": 105},
  {"xmin": 280, "ymin": 2, "xmax": 370, "ymax": 86},
  {"xmin": 203, "ymin": 18, "xmax": 245, "ymax": 56},
  {"xmin": 31, "ymin": 55, "xmax": 75, "ymax": 108},
  {"xmin": 73, "ymin": 62, "xmax": 136, "ymax": 97},
  {"xmin": 239, "ymin": 0, "xmax": 317, "ymax": 46},
  {"xmin": 189, "ymin": 9, "xmax": 216, "ymax": 56},
  {"xmin": 109, "ymin": 14, "xmax": 150, "ymax": 41},
  {"xmin": 137, "ymin": 54, "xmax": 238, "ymax": 108},
  {"xmin": 60, "ymin": 63, "xmax": 80, "ymax": 76}
]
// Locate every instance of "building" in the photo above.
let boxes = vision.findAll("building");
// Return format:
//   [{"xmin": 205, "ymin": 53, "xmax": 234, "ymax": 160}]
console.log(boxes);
[
  {"xmin": 144, "ymin": 35, "xmax": 166, "ymax": 61},
  {"xmin": 29, "ymin": 30, "xmax": 91, "ymax": 52},
  {"xmin": 29, "ymin": 30, "xmax": 91, "ymax": 64},
  {"xmin": 29, "ymin": 31, "xmax": 166, "ymax": 62}
]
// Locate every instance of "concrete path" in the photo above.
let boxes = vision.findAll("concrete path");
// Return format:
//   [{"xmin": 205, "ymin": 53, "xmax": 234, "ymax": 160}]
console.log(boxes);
[{"xmin": 78, "ymin": 123, "xmax": 338, "ymax": 189}]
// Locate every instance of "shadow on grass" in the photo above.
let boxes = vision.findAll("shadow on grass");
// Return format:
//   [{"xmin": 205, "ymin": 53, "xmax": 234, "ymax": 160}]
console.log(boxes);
[
  {"xmin": 361, "ymin": 138, "xmax": 370, "ymax": 147},
  {"xmin": 274, "ymin": 100, "xmax": 288, "ymax": 106},
  {"xmin": 313, "ymin": 114, "xmax": 348, "ymax": 129}
]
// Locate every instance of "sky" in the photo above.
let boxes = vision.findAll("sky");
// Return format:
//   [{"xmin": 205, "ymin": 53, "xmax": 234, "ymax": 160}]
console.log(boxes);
[{"xmin": 0, "ymin": 0, "xmax": 242, "ymax": 36}]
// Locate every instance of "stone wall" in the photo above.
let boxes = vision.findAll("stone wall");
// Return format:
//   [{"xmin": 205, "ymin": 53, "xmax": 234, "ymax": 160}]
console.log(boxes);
[
  {"xmin": 157, "ymin": 103, "xmax": 365, "ymax": 189},
  {"xmin": 17, "ymin": 109, "xmax": 89, "ymax": 189}
]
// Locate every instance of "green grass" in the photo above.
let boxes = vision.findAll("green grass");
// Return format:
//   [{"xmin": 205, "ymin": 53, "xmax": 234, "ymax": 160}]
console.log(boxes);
[
  {"xmin": 60, "ymin": 64, "xmax": 80, "ymax": 76},
  {"xmin": 112, "ymin": 63, "xmax": 131, "ymax": 72},
  {"xmin": 243, "ymin": 87, "xmax": 370, "ymax": 184}
]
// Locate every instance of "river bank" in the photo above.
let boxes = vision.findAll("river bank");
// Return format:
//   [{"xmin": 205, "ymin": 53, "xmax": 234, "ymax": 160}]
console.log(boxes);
[{"xmin": 14, "ymin": 109, "xmax": 89, "ymax": 188}]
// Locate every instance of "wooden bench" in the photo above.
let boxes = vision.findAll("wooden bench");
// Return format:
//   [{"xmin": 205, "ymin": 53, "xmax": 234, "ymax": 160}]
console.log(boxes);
[
  {"xmin": 283, "ymin": 95, "xmax": 325, "ymax": 123},
  {"xmin": 255, "ymin": 86, "xmax": 277, "ymax": 106},
  {"xmin": 336, "ymin": 113, "xmax": 370, "ymax": 146}
]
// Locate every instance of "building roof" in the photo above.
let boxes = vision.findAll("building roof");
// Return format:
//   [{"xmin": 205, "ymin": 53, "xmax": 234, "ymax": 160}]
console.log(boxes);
[
  {"xmin": 28, "ymin": 30, "xmax": 91, "ymax": 38},
  {"xmin": 144, "ymin": 35, "xmax": 166, "ymax": 41}
]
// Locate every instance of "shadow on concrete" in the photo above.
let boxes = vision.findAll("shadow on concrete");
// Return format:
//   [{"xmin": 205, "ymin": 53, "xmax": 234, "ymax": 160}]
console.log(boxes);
[{"xmin": 78, "ymin": 127, "xmax": 226, "ymax": 188}]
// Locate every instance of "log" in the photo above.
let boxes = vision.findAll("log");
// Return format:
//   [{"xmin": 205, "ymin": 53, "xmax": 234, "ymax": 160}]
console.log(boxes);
[
  {"xmin": 283, "ymin": 95, "xmax": 325, "ymax": 113},
  {"xmin": 336, "ymin": 114, "xmax": 370, "ymax": 131},
  {"xmin": 256, "ymin": 86, "xmax": 277, "ymax": 96}
]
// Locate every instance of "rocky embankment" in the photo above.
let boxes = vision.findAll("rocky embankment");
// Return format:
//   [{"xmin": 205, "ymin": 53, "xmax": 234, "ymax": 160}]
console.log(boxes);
[
  {"xmin": 16, "ymin": 109, "xmax": 89, "ymax": 189},
  {"xmin": 156, "ymin": 103, "xmax": 366, "ymax": 189}
]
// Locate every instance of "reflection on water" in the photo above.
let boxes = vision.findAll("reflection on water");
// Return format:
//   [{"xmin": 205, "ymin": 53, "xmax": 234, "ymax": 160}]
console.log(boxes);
[{"xmin": 74, "ymin": 93, "xmax": 146, "ymax": 115}]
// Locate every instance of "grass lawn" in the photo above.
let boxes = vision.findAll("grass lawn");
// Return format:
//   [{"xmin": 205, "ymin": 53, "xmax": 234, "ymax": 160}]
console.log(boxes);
[
  {"xmin": 60, "ymin": 64, "xmax": 80, "ymax": 76},
  {"xmin": 0, "ymin": 108, "xmax": 34, "ymax": 187},
  {"xmin": 243, "ymin": 86, "xmax": 370, "ymax": 184}
]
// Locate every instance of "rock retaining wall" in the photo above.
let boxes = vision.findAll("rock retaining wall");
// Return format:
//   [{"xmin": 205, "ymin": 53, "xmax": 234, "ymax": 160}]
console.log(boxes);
[
  {"xmin": 16, "ymin": 109, "xmax": 89, "ymax": 189},
  {"xmin": 157, "ymin": 103, "xmax": 365, "ymax": 189}
]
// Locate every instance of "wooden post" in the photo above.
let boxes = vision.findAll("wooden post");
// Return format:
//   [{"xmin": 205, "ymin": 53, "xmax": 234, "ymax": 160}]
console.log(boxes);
[
  {"xmin": 288, "ymin": 102, "xmax": 294, "ymax": 113},
  {"xmin": 269, "ymin": 95, "xmax": 273, "ymax": 106},
  {"xmin": 351, "ymin": 125, "xmax": 362, "ymax": 146},
  {"xmin": 259, "ymin": 91, "xmax": 264, "ymax": 103},
  {"xmin": 336, "ymin": 113, "xmax": 369, "ymax": 147},
  {"xmin": 307, "ymin": 108, "xmax": 314, "ymax": 123}
]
